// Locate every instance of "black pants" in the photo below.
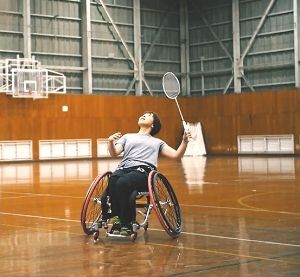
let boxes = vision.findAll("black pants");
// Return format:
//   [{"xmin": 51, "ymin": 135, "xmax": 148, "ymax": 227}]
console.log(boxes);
[{"xmin": 102, "ymin": 168, "xmax": 149, "ymax": 225}]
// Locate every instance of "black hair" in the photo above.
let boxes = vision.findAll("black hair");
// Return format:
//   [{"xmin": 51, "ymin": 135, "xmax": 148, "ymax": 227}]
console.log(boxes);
[{"xmin": 145, "ymin": 111, "xmax": 161, "ymax": 136}]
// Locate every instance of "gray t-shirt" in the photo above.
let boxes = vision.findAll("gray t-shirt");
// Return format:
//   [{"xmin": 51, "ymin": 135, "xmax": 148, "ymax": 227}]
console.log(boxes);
[{"xmin": 115, "ymin": 133, "xmax": 166, "ymax": 169}]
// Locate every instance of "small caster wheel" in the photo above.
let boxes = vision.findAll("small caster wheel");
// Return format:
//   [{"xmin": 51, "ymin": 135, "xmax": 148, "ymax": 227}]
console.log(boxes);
[
  {"xmin": 93, "ymin": 231, "xmax": 99, "ymax": 243},
  {"xmin": 102, "ymin": 221, "xmax": 108, "ymax": 230},
  {"xmin": 130, "ymin": 232, "xmax": 137, "ymax": 242}
]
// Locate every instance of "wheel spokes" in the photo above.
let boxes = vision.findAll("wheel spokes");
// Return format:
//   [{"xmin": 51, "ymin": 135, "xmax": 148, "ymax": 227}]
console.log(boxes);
[{"xmin": 154, "ymin": 174, "xmax": 181, "ymax": 233}]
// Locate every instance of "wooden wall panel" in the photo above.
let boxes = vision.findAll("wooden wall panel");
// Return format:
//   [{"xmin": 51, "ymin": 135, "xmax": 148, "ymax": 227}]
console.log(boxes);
[
  {"xmin": 0, "ymin": 94, "xmax": 184, "ymax": 160},
  {"xmin": 269, "ymin": 114, "xmax": 294, "ymax": 134},
  {"xmin": 0, "ymin": 88, "xmax": 299, "ymax": 160},
  {"xmin": 239, "ymin": 92, "xmax": 278, "ymax": 115},
  {"xmin": 216, "ymin": 94, "xmax": 238, "ymax": 116},
  {"xmin": 274, "ymin": 90, "xmax": 295, "ymax": 113},
  {"xmin": 182, "ymin": 89, "xmax": 299, "ymax": 154},
  {"xmin": 294, "ymin": 113, "xmax": 300, "ymax": 152}
]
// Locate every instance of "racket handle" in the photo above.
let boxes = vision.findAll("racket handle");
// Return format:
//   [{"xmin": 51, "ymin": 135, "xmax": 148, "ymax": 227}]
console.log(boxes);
[
  {"xmin": 183, "ymin": 121, "xmax": 192, "ymax": 142},
  {"xmin": 183, "ymin": 121, "xmax": 188, "ymax": 131}
]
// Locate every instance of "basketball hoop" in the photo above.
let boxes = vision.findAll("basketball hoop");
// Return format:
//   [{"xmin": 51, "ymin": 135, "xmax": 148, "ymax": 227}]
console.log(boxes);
[
  {"xmin": 11, "ymin": 68, "xmax": 48, "ymax": 100},
  {"xmin": 0, "ymin": 55, "xmax": 66, "ymax": 100}
]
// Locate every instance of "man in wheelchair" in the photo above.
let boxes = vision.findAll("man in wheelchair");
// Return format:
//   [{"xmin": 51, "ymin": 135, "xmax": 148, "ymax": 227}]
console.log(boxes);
[{"xmin": 104, "ymin": 111, "xmax": 191, "ymax": 236}]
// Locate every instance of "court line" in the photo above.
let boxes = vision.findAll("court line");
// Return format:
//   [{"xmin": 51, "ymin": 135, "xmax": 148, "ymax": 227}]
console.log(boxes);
[
  {"xmin": 1, "ymin": 222, "xmax": 299, "ymax": 276},
  {"xmin": 0, "ymin": 191, "xmax": 83, "ymax": 199},
  {"xmin": 164, "ymin": 251, "xmax": 300, "ymax": 276},
  {"xmin": 1, "ymin": 211, "xmax": 299, "ymax": 248},
  {"xmin": 182, "ymin": 203, "xmax": 300, "ymax": 216},
  {"xmin": 0, "ymin": 223, "xmax": 83, "ymax": 237},
  {"xmin": 2, "ymin": 220, "xmax": 299, "ymax": 268},
  {"xmin": 183, "ymin": 231, "xmax": 300, "ymax": 248},
  {"xmin": 150, "ymin": 228, "xmax": 300, "ymax": 248},
  {"xmin": 0, "ymin": 195, "xmax": 38, "ymax": 200},
  {"xmin": 2, "ymin": 191, "xmax": 299, "ymax": 216},
  {"xmin": 237, "ymin": 192, "xmax": 300, "ymax": 215},
  {"xmin": 147, "ymin": 242, "xmax": 300, "ymax": 267},
  {"xmin": 0, "ymin": 221, "xmax": 300, "ymax": 276},
  {"xmin": 0, "ymin": 211, "xmax": 79, "ymax": 223}
]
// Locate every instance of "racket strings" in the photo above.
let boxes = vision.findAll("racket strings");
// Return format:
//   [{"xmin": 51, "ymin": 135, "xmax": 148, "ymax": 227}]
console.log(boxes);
[{"xmin": 163, "ymin": 73, "xmax": 180, "ymax": 99}]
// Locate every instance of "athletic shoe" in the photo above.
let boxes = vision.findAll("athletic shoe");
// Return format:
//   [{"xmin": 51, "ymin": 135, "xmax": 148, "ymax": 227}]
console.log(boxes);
[
  {"xmin": 111, "ymin": 216, "xmax": 120, "ymax": 225},
  {"xmin": 120, "ymin": 225, "xmax": 132, "ymax": 236},
  {"xmin": 110, "ymin": 216, "xmax": 121, "ymax": 234}
]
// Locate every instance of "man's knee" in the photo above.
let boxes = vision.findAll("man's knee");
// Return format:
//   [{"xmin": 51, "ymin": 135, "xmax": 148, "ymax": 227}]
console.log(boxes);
[
  {"xmin": 129, "ymin": 190, "xmax": 138, "ymax": 205},
  {"xmin": 115, "ymin": 176, "xmax": 130, "ymax": 193}
]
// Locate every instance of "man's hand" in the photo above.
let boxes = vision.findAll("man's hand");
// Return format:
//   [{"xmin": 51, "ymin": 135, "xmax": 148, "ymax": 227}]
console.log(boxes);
[{"xmin": 183, "ymin": 130, "xmax": 192, "ymax": 143}]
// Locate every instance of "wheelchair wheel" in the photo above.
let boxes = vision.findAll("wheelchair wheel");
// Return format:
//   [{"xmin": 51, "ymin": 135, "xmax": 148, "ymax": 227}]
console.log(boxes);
[
  {"xmin": 148, "ymin": 171, "xmax": 182, "ymax": 238},
  {"xmin": 81, "ymin": 171, "xmax": 111, "ymax": 235}
]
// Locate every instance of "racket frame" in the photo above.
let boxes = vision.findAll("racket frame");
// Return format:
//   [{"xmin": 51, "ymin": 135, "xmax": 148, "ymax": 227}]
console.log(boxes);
[{"xmin": 162, "ymin": 72, "xmax": 188, "ymax": 131}]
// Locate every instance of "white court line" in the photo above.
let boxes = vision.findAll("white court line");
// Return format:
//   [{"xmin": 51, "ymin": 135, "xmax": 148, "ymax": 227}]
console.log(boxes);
[
  {"xmin": 181, "ymin": 204, "xmax": 300, "ymax": 216},
  {"xmin": 0, "ymin": 191, "xmax": 83, "ymax": 199},
  {"xmin": 1, "ymin": 211, "xmax": 300, "ymax": 248},
  {"xmin": 1, "ymin": 191, "xmax": 299, "ymax": 215},
  {"xmin": 150, "ymin": 228, "xmax": 300, "ymax": 248},
  {"xmin": 0, "ymin": 196, "xmax": 37, "ymax": 200},
  {"xmin": 0, "ymin": 211, "xmax": 79, "ymax": 223}
]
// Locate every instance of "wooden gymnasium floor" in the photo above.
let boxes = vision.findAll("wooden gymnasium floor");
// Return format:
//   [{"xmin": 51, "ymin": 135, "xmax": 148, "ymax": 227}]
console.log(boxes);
[{"xmin": 0, "ymin": 156, "xmax": 299, "ymax": 277}]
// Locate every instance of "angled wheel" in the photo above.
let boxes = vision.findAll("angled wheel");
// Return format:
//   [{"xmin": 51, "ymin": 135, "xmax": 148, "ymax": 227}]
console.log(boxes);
[
  {"xmin": 148, "ymin": 171, "xmax": 182, "ymax": 238},
  {"xmin": 130, "ymin": 232, "xmax": 137, "ymax": 242},
  {"xmin": 81, "ymin": 171, "xmax": 111, "ymax": 235}
]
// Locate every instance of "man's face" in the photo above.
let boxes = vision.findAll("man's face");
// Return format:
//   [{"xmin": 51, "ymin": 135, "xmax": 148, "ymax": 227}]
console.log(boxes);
[{"xmin": 138, "ymin": 113, "xmax": 154, "ymax": 126}]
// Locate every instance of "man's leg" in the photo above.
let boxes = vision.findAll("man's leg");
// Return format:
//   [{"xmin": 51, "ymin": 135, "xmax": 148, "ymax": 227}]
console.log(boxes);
[
  {"xmin": 115, "ymin": 171, "xmax": 148, "ymax": 232},
  {"xmin": 106, "ymin": 175, "xmax": 121, "ymax": 218}
]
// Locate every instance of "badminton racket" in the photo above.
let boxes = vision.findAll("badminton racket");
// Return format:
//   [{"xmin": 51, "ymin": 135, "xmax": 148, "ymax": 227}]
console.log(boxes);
[{"xmin": 162, "ymin": 72, "xmax": 189, "ymax": 131}]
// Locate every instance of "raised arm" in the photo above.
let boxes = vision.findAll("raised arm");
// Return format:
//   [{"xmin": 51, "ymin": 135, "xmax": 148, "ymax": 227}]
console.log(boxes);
[
  {"xmin": 107, "ymin": 132, "xmax": 124, "ymax": 157},
  {"xmin": 161, "ymin": 130, "xmax": 192, "ymax": 159}
]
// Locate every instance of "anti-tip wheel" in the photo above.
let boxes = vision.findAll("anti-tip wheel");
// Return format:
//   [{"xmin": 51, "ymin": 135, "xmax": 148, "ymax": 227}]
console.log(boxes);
[
  {"xmin": 130, "ymin": 232, "xmax": 137, "ymax": 242},
  {"xmin": 143, "ymin": 223, "xmax": 148, "ymax": 231},
  {"xmin": 93, "ymin": 231, "xmax": 99, "ymax": 243}
]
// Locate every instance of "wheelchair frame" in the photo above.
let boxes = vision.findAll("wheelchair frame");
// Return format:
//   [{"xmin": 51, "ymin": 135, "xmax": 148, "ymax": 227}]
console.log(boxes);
[{"xmin": 80, "ymin": 170, "xmax": 182, "ymax": 242}]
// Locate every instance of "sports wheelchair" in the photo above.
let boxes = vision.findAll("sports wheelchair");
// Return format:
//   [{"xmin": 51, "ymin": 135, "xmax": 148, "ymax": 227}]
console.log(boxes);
[{"xmin": 80, "ymin": 170, "xmax": 182, "ymax": 242}]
